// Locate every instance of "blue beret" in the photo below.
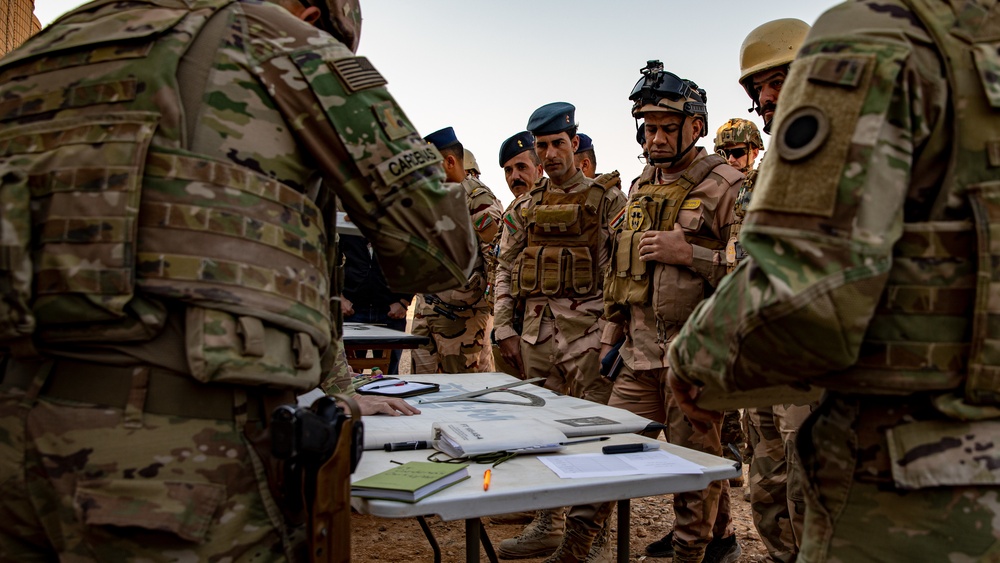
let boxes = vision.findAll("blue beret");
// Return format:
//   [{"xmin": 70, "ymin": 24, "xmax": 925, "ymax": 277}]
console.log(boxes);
[
  {"xmin": 424, "ymin": 127, "xmax": 460, "ymax": 151},
  {"xmin": 499, "ymin": 131, "xmax": 535, "ymax": 167},
  {"xmin": 526, "ymin": 102, "xmax": 576, "ymax": 136},
  {"xmin": 575, "ymin": 133, "xmax": 593, "ymax": 154}
]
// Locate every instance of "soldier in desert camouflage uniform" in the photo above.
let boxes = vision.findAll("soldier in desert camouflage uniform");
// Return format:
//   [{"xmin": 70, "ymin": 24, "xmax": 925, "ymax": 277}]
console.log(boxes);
[
  {"xmin": 0, "ymin": 0, "xmax": 476, "ymax": 559},
  {"xmin": 602, "ymin": 62, "xmax": 743, "ymax": 563},
  {"xmin": 713, "ymin": 118, "xmax": 764, "ymax": 487},
  {"xmin": 411, "ymin": 127, "xmax": 502, "ymax": 374},
  {"xmin": 494, "ymin": 103, "xmax": 626, "ymax": 562},
  {"xmin": 670, "ymin": 1, "xmax": 1000, "ymax": 561}
]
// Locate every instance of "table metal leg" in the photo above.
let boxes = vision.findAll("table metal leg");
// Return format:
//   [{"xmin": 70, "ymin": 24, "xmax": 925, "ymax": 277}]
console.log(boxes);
[
  {"xmin": 466, "ymin": 518, "xmax": 481, "ymax": 563},
  {"xmin": 480, "ymin": 520, "xmax": 500, "ymax": 563},
  {"xmin": 617, "ymin": 499, "xmax": 630, "ymax": 563},
  {"xmin": 416, "ymin": 515, "xmax": 442, "ymax": 563}
]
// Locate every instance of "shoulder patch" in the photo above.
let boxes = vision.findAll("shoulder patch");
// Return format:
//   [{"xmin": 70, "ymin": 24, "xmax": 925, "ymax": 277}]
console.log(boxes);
[
  {"xmin": 329, "ymin": 56, "xmax": 387, "ymax": 93},
  {"xmin": 808, "ymin": 54, "xmax": 869, "ymax": 88},
  {"xmin": 681, "ymin": 199, "xmax": 702, "ymax": 210},
  {"xmin": 372, "ymin": 100, "xmax": 414, "ymax": 140}
]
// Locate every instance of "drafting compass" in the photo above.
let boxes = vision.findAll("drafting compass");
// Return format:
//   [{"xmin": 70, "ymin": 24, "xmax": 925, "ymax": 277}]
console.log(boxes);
[{"xmin": 418, "ymin": 377, "xmax": 547, "ymax": 407}]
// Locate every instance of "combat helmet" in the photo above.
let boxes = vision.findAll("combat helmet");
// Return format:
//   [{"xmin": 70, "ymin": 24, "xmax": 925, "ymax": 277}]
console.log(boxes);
[
  {"xmin": 714, "ymin": 118, "xmax": 763, "ymax": 152},
  {"xmin": 738, "ymin": 19, "xmax": 810, "ymax": 105},
  {"xmin": 629, "ymin": 60, "xmax": 708, "ymax": 167}
]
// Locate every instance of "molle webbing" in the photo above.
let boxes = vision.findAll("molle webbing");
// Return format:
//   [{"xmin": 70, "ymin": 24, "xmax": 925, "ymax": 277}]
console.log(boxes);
[{"xmin": 824, "ymin": 221, "xmax": 975, "ymax": 395}]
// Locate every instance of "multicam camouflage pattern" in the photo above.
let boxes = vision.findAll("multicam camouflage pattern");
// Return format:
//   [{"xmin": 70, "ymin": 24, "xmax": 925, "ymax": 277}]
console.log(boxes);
[
  {"xmin": 713, "ymin": 118, "xmax": 763, "ymax": 153},
  {"xmin": 0, "ymin": 0, "xmax": 475, "ymax": 359},
  {"xmin": 671, "ymin": 0, "xmax": 1000, "ymax": 560},
  {"xmin": 410, "ymin": 177, "xmax": 501, "ymax": 374},
  {"xmin": 0, "ymin": 0, "xmax": 476, "ymax": 558},
  {"xmin": 0, "ymin": 377, "xmax": 303, "ymax": 561},
  {"xmin": 494, "ymin": 170, "xmax": 625, "ymax": 402}
]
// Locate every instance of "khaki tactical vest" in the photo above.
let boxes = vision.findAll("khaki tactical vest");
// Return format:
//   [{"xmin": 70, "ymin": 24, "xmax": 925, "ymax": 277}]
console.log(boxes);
[
  {"xmin": 726, "ymin": 168, "xmax": 757, "ymax": 273},
  {"xmin": 815, "ymin": 0, "xmax": 1000, "ymax": 406},
  {"xmin": 0, "ymin": 0, "xmax": 331, "ymax": 388},
  {"xmin": 513, "ymin": 178, "xmax": 605, "ymax": 299},
  {"xmin": 604, "ymin": 154, "xmax": 728, "ymax": 326}
]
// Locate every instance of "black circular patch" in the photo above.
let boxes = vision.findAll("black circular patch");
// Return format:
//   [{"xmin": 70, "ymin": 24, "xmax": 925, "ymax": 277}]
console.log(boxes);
[{"xmin": 776, "ymin": 106, "xmax": 830, "ymax": 162}]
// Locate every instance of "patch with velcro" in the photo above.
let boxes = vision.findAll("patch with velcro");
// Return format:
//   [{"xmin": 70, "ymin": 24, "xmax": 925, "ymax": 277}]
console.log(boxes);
[{"xmin": 329, "ymin": 56, "xmax": 387, "ymax": 93}]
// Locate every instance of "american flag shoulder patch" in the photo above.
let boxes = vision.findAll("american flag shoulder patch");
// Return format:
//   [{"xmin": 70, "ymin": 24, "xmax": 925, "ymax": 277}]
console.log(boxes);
[
  {"xmin": 329, "ymin": 56, "xmax": 387, "ymax": 93},
  {"xmin": 610, "ymin": 207, "xmax": 627, "ymax": 229}
]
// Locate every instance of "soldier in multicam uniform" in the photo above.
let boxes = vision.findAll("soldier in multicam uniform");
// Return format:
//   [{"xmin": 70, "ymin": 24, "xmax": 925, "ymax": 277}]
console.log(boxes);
[
  {"xmin": 726, "ymin": 19, "xmax": 817, "ymax": 563},
  {"xmin": 494, "ymin": 103, "xmax": 626, "ymax": 562},
  {"xmin": 411, "ymin": 127, "xmax": 503, "ymax": 374},
  {"xmin": 0, "ymin": 0, "xmax": 476, "ymax": 558},
  {"xmin": 670, "ymin": 1, "xmax": 1000, "ymax": 561},
  {"xmin": 601, "ymin": 61, "xmax": 743, "ymax": 563},
  {"xmin": 713, "ymin": 118, "xmax": 763, "ymax": 488}
]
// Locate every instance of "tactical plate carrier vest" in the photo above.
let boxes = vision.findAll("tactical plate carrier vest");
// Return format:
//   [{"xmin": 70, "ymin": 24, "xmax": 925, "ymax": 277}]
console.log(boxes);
[
  {"xmin": 604, "ymin": 154, "xmax": 728, "ymax": 331},
  {"xmin": 727, "ymin": 168, "xmax": 757, "ymax": 273},
  {"xmin": 816, "ymin": 0, "xmax": 1000, "ymax": 406},
  {"xmin": 512, "ymin": 179, "xmax": 605, "ymax": 299},
  {"xmin": 0, "ymin": 0, "xmax": 331, "ymax": 389}
]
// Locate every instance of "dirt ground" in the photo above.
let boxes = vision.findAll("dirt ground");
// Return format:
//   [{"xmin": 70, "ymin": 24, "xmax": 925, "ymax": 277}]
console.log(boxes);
[{"xmin": 350, "ymin": 349, "xmax": 768, "ymax": 562}]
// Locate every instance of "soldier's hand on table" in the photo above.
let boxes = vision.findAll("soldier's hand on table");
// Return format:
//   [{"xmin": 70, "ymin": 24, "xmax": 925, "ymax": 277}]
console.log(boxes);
[
  {"xmin": 667, "ymin": 368, "xmax": 720, "ymax": 433},
  {"xmin": 342, "ymin": 297, "xmax": 355, "ymax": 317},
  {"xmin": 388, "ymin": 302, "xmax": 407, "ymax": 319},
  {"xmin": 498, "ymin": 335, "xmax": 525, "ymax": 377},
  {"xmin": 355, "ymin": 395, "xmax": 421, "ymax": 416},
  {"xmin": 639, "ymin": 226, "xmax": 693, "ymax": 266}
]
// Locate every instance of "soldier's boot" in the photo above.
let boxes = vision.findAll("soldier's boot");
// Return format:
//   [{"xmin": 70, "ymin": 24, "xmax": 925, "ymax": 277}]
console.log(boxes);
[
  {"xmin": 582, "ymin": 510, "xmax": 614, "ymax": 563},
  {"xmin": 540, "ymin": 526, "xmax": 596, "ymax": 563},
  {"xmin": 489, "ymin": 510, "xmax": 537, "ymax": 525},
  {"xmin": 497, "ymin": 507, "xmax": 566, "ymax": 559}
]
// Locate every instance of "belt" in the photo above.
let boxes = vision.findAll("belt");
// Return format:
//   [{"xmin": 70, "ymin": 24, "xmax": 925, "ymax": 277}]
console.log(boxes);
[{"xmin": 0, "ymin": 359, "xmax": 294, "ymax": 422}]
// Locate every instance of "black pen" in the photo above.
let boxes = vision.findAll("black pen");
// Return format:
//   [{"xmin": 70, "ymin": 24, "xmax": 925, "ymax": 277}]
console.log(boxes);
[
  {"xmin": 384, "ymin": 440, "xmax": 430, "ymax": 452},
  {"xmin": 602, "ymin": 443, "xmax": 659, "ymax": 455},
  {"xmin": 559, "ymin": 437, "xmax": 610, "ymax": 446}
]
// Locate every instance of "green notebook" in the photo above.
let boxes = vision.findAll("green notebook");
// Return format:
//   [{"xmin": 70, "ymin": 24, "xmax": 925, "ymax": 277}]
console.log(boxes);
[{"xmin": 351, "ymin": 461, "xmax": 470, "ymax": 503}]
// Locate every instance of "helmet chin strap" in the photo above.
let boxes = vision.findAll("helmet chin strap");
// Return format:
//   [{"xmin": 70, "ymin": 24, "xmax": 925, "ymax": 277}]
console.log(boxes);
[{"xmin": 645, "ymin": 115, "xmax": 700, "ymax": 168}]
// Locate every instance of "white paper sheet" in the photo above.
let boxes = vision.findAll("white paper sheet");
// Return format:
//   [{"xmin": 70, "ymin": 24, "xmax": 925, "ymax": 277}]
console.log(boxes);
[{"xmin": 538, "ymin": 449, "xmax": 706, "ymax": 479}]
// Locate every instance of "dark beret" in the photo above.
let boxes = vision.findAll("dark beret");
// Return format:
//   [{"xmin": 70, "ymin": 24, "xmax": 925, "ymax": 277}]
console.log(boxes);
[
  {"xmin": 499, "ymin": 131, "xmax": 535, "ymax": 167},
  {"xmin": 526, "ymin": 102, "xmax": 575, "ymax": 136}
]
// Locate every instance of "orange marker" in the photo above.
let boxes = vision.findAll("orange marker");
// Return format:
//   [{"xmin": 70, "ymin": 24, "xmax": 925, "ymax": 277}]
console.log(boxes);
[{"xmin": 483, "ymin": 469, "xmax": 491, "ymax": 491}]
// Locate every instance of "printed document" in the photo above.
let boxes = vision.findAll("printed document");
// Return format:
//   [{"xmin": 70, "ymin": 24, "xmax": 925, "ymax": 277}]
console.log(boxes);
[{"xmin": 539, "ymin": 450, "xmax": 706, "ymax": 479}]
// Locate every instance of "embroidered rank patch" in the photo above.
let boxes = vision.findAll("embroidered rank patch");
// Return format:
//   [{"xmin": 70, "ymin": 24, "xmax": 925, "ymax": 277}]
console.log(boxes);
[
  {"xmin": 474, "ymin": 214, "xmax": 494, "ymax": 232},
  {"xmin": 681, "ymin": 199, "xmax": 702, "ymax": 210},
  {"xmin": 610, "ymin": 206, "xmax": 626, "ymax": 229},
  {"xmin": 375, "ymin": 145, "xmax": 442, "ymax": 186},
  {"xmin": 329, "ymin": 56, "xmax": 387, "ymax": 93},
  {"xmin": 372, "ymin": 100, "xmax": 414, "ymax": 141},
  {"xmin": 503, "ymin": 213, "xmax": 519, "ymax": 234}
]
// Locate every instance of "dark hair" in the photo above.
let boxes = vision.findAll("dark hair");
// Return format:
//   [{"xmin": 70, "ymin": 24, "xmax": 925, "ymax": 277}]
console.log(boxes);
[
  {"xmin": 439, "ymin": 143, "xmax": 464, "ymax": 162},
  {"xmin": 576, "ymin": 148, "xmax": 596, "ymax": 170}
]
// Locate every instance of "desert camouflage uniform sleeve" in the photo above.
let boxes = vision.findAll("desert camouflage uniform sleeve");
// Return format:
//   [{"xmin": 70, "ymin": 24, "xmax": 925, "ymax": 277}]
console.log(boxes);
[
  {"xmin": 247, "ymin": 6, "xmax": 475, "ymax": 294},
  {"xmin": 468, "ymin": 181, "xmax": 502, "ymax": 247},
  {"xmin": 493, "ymin": 195, "xmax": 531, "ymax": 341},
  {"xmin": 688, "ymin": 173, "xmax": 740, "ymax": 288},
  {"xmin": 669, "ymin": 3, "xmax": 947, "ymax": 392}
]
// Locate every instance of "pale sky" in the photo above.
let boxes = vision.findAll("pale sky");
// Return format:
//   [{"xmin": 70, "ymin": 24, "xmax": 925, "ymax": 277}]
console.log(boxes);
[{"xmin": 34, "ymin": 0, "xmax": 841, "ymax": 208}]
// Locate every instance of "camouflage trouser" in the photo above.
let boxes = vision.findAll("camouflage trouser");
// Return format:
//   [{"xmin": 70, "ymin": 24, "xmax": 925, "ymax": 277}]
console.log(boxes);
[
  {"xmin": 520, "ymin": 314, "xmax": 610, "ymax": 403},
  {"xmin": 720, "ymin": 409, "xmax": 745, "ymax": 466},
  {"xmin": 796, "ymin": 394, "xmax": 1000, "ymax": 562},
  {"xmin": 609, "ymin": 366, "xmax": 733, "ymax": 562},
  {"xmin": 410, "ymin": 298, "xmax": 492, "ymax": 374},
  {"xmin": 746, "ymin": 404, "xmax": 813, "ymax": 563},
  {"xmin": 0, "ymin": 360, "xmax": 303, "ymax": 561}
]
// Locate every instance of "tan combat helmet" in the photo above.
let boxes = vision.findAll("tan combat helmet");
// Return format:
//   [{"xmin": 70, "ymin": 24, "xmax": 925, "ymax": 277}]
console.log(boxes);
[
  {"xmin": 463, "ymin": 148, "xmax": 481, "ymax": 176},
  {"xmin": 738, "ymin": 19, "xmax": 810, "ymax": 105},
  {"xmin": 714, "ymin": 118, "xmax": 764, "ymax": 152}
]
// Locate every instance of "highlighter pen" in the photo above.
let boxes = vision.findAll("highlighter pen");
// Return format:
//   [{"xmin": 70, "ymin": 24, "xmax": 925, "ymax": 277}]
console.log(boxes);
[
  {"xmin": 383, "ymin": 440, "xmax": 430, "ymax": 452},
  {"xmin": 602, "ymin": 443, "xmax": 659, "ymax": 455},
  {"xmin": 483, "ymin": 469, "xmax": 491, "ymax": 491}
]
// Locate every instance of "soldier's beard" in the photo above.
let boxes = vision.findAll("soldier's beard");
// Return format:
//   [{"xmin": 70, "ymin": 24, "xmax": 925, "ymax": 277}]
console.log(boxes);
[{"xmin": 761, "ymin": 102, "xmax": 778, "ymax": 134}]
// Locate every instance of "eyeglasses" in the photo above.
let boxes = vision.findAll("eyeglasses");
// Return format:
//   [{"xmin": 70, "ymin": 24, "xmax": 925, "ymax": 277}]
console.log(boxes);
[{"xmin": 717, "ymin": 147, "xmax": 748, "ymax": 160}]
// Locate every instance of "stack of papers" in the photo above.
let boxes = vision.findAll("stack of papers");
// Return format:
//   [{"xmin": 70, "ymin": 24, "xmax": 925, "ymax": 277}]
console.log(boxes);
[
  {"xmin": 539, "ymin": 450, "xmax": 705, "ymax": 479},
  {"xmin": 432, "ymin": 420, "xmax": 568, "ymax": 458}
]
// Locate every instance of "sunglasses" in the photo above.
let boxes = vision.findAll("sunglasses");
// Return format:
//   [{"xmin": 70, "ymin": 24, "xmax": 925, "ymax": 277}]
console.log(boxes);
[{"xmin": 717, "ymin": 147, "xmax": 748, "ymax": 159}]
